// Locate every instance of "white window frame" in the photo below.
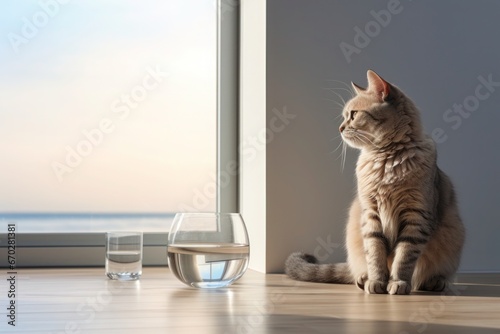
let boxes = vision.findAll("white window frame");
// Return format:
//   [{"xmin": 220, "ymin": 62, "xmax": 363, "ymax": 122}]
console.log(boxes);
[{"xmin": 0, "ymin": 0, "xmax": 240, "ymax": 268}]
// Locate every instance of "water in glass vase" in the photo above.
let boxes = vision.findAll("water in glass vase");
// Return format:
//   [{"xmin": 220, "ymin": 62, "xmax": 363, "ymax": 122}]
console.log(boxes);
[
  {"xmin": 167, "ymin": 243, "xmax": 249, "ymax": 288},
  {"xmin": 106, "ymin": 250, "xmax": 142, "ymax": 280}
]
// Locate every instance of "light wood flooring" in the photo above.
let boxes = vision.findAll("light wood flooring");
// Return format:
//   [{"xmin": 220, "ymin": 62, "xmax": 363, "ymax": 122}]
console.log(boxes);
[{"xmin": 1, "ymin": 268, "xmax": 500, "ymax": 333}]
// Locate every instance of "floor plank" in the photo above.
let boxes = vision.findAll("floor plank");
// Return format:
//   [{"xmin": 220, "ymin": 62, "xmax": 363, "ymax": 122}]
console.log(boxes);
[{"xmin": 1, "ymin": 268, "xmax": 500, "ymax": 333}]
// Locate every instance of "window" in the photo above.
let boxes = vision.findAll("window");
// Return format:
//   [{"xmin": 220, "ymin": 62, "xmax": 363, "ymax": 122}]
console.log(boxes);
[{"xmin": 0, "ymin": 0, "xmax": 239, "ymax": 266}]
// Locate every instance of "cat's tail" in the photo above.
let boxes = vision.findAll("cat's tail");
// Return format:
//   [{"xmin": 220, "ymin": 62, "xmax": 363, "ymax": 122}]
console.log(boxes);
[{"xmin": 285, "ymin": 252, "xmax": 354, "ymax": 284}]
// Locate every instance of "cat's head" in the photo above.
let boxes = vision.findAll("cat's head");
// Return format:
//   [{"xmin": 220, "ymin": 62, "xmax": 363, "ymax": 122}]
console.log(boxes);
[{"xmin": 339, "ymin": 70, "xmax": 422, "ymax": 150}]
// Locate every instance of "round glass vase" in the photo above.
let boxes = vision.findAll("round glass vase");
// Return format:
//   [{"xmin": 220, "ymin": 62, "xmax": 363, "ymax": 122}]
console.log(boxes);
[{"xmin": 167, "ymin": 213, "xmax": 250, "ymax": 288}]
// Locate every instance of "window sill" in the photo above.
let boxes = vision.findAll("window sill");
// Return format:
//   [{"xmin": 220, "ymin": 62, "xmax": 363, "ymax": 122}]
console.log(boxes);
[{"xmin": 0, "ymin": 233, "xmax": 168, "ymax": 267}]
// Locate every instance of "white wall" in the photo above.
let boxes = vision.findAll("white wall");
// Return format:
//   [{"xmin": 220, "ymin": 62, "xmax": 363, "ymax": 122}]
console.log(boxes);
[
  {"xmin": 240, "ymin": 0, "xmax": 267, "ymax": 272},
  {"xmin": 265, "ymin": 0, "xmax": 500, "ymax": 273}
]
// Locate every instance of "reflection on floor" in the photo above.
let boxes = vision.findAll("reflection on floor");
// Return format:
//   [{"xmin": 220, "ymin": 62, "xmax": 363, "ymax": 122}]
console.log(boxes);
[{"xmin": 4, "ymin": 268, "xmax": 500, "ymax": 333}]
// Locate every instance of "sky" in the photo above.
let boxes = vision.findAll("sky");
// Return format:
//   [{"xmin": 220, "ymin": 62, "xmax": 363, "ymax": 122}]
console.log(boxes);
[{"xmin": 0, "ymin": 0, "xmax": 217, "ymax": 213}]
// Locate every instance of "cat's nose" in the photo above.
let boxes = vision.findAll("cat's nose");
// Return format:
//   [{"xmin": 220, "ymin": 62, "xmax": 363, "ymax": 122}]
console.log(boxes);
[{"xmin": 339, "ymin": 125, "xmax": 345, "ymax": 133}]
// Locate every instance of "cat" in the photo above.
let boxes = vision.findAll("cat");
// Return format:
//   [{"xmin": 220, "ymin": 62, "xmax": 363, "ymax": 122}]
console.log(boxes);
[{"xmin": 285, "ymin": 70, "xmax": 465, "ymax": 295}]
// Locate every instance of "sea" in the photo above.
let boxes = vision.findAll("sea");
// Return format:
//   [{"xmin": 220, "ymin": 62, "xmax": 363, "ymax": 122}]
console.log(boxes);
[{"xmin": 0, "ymin": 213, "xmax": 175, "ymax": 233}]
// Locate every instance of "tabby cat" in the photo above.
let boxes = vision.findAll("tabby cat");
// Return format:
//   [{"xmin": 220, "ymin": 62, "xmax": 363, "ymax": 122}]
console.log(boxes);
[{"xmin": 285, "ymin": 70, "xmax": 465, "ymax": 295}]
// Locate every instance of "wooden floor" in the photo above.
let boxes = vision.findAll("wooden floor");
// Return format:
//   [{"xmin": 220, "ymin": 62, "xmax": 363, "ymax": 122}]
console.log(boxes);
[{"xmin": 2, "ymin": 268, "xmax": 500, "ymax": 333}]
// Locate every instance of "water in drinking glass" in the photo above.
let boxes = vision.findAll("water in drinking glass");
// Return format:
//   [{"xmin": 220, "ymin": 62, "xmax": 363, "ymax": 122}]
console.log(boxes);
[{"xmin": 106, "ymin": 250, "xmax": 142, "ymax": 280}]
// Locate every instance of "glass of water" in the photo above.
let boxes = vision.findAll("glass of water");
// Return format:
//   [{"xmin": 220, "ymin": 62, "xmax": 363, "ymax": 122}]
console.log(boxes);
[
  {"xmin": 106, "ymin": 231, "xmax": 143, "ymax": 281},
  {"xmin": 167, "ymin": 213, "xmax": 250, "ymax": 288}
]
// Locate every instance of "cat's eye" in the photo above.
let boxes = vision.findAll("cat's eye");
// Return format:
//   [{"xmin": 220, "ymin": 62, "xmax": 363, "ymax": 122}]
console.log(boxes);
[{"xmin": 350, "ymin": 110, "xmax": 358, "ymax": 121}]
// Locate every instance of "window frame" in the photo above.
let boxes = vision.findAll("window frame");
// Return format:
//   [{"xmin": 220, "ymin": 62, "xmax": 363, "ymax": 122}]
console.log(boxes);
[{"xmin": 0, "ymin": 0, "xmax": 240, "ymax": 268}]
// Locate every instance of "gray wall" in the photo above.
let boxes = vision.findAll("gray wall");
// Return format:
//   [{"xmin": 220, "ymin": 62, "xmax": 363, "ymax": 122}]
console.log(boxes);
[{"xmin": 267, "ymin": 0, "xmax": 500, "ymax": 272}]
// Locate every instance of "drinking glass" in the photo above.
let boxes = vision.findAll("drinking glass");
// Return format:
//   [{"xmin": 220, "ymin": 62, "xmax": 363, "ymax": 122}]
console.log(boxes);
[{"xmin": 106, "ymin": 231, "xmax": 143, "ymax": 280}]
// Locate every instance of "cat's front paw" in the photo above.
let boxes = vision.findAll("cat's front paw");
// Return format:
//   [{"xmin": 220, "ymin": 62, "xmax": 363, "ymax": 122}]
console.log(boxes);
[
  {"xmin": 387, "ymin": 280, "xmax": 411, "ymax": 295},
  {"xmin": 363, "ymin": 279, "xmax": 387, "ymax": 294},
  {"xmin": 355, "ymin": 273, "xmax": 368, "ymax": 291}
]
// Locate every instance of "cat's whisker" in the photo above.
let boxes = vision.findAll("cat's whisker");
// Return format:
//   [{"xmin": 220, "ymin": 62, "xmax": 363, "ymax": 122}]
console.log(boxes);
[
  {"xmin": 352, "ymin": 129, "xmax": 375, "ymax": 143},
  {"xmin": 325, "ymin": 79, "xmax": 355, "ymax": 97},
  {"xmin": 331, "ymin": 138, "xmax": 344, "ymax": 153},
  {"xmin": 334, "ymin": 148, "xmax": 344, "ymax": 162},
  {"xmin": 355, "ymin": 132, "xmax": 376, "ymax": 146},
  {"xmin": 341, "ymin": 141, "xmax": 347, "ymax": 172},
  {"xmin": 327, "ymin": 90, "xmax": 347, "ymax": 106},
  {"xmin": 330, "ymin": 134, "xmax": 342, "ymax": 141},
  {"xmin": 354, "ymin": 136, "xmax": 367, "ymax": 146},
  {"xmin": 323, "ymin": 98, "xmax": 345, "ymax": 109},
  {"xmin": 324, "ymin": 87, "xmax": 354, "ymax": 97},
  {"xmin": 355, "ymin": 129, "xmax": 373, "ymax": 137},
  {"xmin": 346, "ymin": 130, "xmax": 372, "ymax": 147}
]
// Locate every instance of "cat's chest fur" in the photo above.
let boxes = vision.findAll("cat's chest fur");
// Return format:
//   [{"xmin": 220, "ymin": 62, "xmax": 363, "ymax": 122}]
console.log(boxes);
[
  {"xmin": 355, "ymin": 139, "xmax": 436, "ymax": 238},
  {"xmin": 356, "ymin": 139, "xmax": 435, "ymax": 192},
  {"xmin": 357, "ymin": 146, "xmax": 419, "ymax": 193}
]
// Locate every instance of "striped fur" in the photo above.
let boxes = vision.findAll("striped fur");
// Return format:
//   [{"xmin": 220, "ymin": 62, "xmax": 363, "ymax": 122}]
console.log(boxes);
[
  {"xmin": 285, "ymin": 252, "xmax": 353, "ymax": 284},
  {"xmin": 285, "ymin": 70, "xmax": 465, "ymax": 294}
]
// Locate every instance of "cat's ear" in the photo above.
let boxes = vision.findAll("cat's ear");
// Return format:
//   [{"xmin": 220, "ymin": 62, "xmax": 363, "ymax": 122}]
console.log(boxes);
[
  {"xmin": 351, "ymin": 82, "xmax": 366, "ymax": 95},
  {"xmin": 367, "ymin": 70, "xmax": 391, "ymax": 101}
]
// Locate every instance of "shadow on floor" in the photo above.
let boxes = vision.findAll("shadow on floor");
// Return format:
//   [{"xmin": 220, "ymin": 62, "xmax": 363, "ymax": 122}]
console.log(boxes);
[
  {"xmin": 412, "ymin": 282, "xmax": 500, "ymax": 298},
  {"xmin": 222, "ymin": 314, "xmax": 500, "ymax": 334}
]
